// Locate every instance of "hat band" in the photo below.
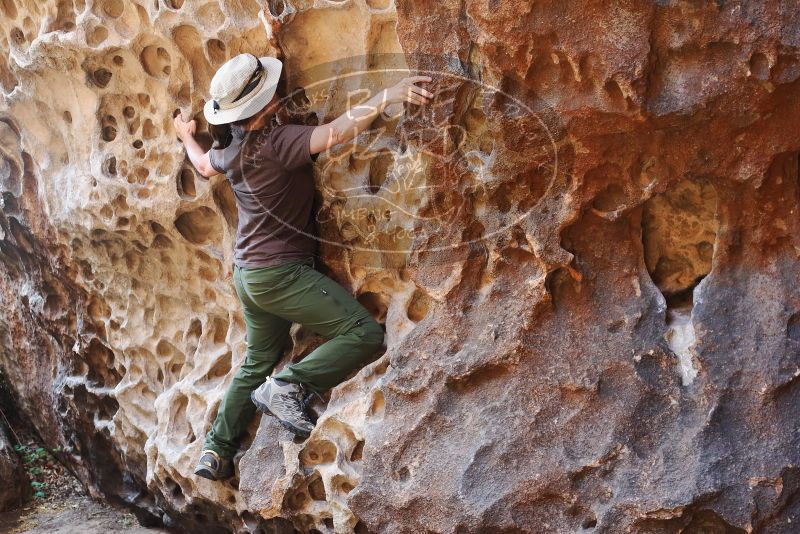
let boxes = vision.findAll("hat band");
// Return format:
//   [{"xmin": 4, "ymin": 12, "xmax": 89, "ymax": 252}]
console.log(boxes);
[{"xmin": 232, "ymin": 59, "xmax": 264, "ymax": 103}]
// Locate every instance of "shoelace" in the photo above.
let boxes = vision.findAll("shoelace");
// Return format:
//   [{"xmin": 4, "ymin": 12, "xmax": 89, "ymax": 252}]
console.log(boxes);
[
  {"xmin": 300, "ymin": 385, "xmax": 325, "ymax": 410},
  {"xmin": 273, "ymin": 389, "xmax": 313, "ymax": 423}
]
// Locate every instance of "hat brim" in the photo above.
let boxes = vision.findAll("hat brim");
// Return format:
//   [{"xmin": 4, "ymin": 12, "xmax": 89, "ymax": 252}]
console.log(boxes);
[{"xmin": 203, "ymin": 56, "xmax": 283, "ymax": 125}]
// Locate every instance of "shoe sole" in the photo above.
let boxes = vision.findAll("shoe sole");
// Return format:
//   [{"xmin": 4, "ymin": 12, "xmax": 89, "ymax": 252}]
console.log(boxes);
[
  {"xmin": 250, "ymin": 390, "xmax": 313, "ymax": 438},
  {"xmin": 194, "ymin": 466, "xmax": 233, "ymax": 481}
]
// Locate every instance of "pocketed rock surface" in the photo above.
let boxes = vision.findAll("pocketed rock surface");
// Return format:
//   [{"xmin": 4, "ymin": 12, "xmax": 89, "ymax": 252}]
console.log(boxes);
[{"xmin": 0, "ymin": 0, "xmax": 799, "ymax": 533}]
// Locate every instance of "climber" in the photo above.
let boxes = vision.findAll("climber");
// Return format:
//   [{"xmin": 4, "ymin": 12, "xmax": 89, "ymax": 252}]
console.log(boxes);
[{"xmin": 172, "ymin": 53, "xmax": 432, "ymax": 481}]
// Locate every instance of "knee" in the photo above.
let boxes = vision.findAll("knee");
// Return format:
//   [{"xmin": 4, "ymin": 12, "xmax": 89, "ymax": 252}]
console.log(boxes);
[{"xmin": 356, "ymin": 317, "xmax": 385, "ymax": 351}]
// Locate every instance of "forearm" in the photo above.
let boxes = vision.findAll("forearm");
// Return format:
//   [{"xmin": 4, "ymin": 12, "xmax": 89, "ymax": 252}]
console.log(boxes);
[
  {"xmin": 328, "ymin": 89, "xmax": 391, "ymax": 145},
  {"xmin": 182, "ymin": 133, "xmax": 208, "ymax": 173}
]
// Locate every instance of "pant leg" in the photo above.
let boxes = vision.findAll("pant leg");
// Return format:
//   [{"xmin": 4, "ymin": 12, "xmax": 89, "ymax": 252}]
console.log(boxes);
[
  {"xmin": 204, "ymin": 264, "xmax": 291, "ymax": 459},
  {"xmin": 239, "ymin": 260, "xmax": 384, "ymax": 395}
]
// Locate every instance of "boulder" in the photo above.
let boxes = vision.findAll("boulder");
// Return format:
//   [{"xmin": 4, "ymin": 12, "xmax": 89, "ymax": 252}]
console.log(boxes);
[
  {"xmin": 0, "ymin": 424, "xmax": 26, "ymax": 511},
  {"xmin": 0, "ymin": 0, "xmax": 798, "ymax": 532}
]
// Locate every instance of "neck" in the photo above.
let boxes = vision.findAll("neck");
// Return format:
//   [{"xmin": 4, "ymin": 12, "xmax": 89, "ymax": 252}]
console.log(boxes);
[{"xmin": 241, "ymin": 109, "xmax": 273, "ymax": 131}]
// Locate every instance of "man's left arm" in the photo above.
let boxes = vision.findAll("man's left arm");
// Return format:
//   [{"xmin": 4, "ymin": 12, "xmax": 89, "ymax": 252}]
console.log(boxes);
[
  {"xmin": 309, "ymin": 75, "xmax": 433, "ymax": 155},
  {"xmin": 174, "ymin": 115, "xmax": 219, "ymax": 178}
]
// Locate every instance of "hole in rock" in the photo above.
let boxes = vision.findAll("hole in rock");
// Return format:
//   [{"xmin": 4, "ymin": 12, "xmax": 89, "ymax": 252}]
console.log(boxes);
[
  {"xmin": 213, "ymin": 180, "xmax": 238, "ymax": 229},
  {"xmin": 369, "ymin": 390, "xmax": 385, "ymax": 417},
  {"xmin": 406, "ymin": 289, "xmax": 431, "ymax": 322},
  {"xmin": 211, "ymin": 316, "xmax": 229, "ymax": 344},
  {"xmin": 132, "ymin": 139, "xmax": 143, "ymax": 149},
  {"xmin": 350, "ymin": 440, "xmax": 364, "ymax": 461},
  {"xmin": 95, "ymin": 396, "xmax": 119, "ymax": 422},
  {"xmin": 0, "ymin": 0, "xmax": 17, "ymax": 19},
  {"xmin": 308, "ymin": 478, "xmax": 326, "ymax": 501},
  {"xmin": 45, "ymin": 0, "xmax": 76, "ymax": 32},
  {"xmin": 582, "ymin": 517, "xmax": 597, "ymax": 529},
  {"xmin": 302, "ymin": 440, "xmax": 337, "ymax": 465},
  {"xmin": 101, "ymin": 125, "xmax": 116, "ymax": 142},
  {"xmin": 354, "ymin": 521, "xmax": 373, "ymax": 534},
  {"xmin": 102, "ymin": 0, "xmax": 124, "ymax": 18},
  {"xmin": 357, "ymin": 292, "xmax": 388, "ymax": 323},
  {"xmin": 168, "ymin": 394, "xmax": 194, "ymax": 444},
  {"xmin": 772, "ymin": 54, "xmax": 800, "ymax": 84},
  {"xmin": 642, "ymin": 179, "xmax": 718, "ymax": 386},
  {"xmin": 396, "ymin": 466, "xmax": 409, "ymax": 481},
  {"xmin": 593, "ymin": 183, "xmax": 627, "ymax": 212},
  {"xmin": 156, "ymin": 339, "xmax": 175, "ymax": 358},
  {"xmin": 177, "ymin": 168, "xmax": 196, "ymax": 198},
  {"xmin": 267, "ymin": 0, "xmax": 286, "ymax": 17},
  {"xmin": 63, "ymin": 110, "xmax": 72, "ymax": 123},
  {"xmin": 142, "ymin": 118, "xmax": 157, "ymax": 139},
  {"xmin": 174, "ymin": 206, "xmax": 221, "ymax": 244},
  {"xmin": 86, "ymin": 337, "xmax": 121, "ymax": 387},
  {"xmin": 9, "ymin": 27, "xmax": 25, "ymax": 47},
  {"xmin": 152, "ymin": 234, "xmax": 172, "ymax": 249},
  {"xmin": 749, "ymin": 52, "xmax": 770, "ymax": 80},
  {"xmin": 206, "ymin": 39, "xmax": 226, "ymax": 65},
  {"xmin": 140, "ymin": 45, "xmax": 172, "ymax": 78},
  {"xmin": 8, "ymin": 217, "xmax": 33, "ymax": 253},
  {"xmin": 102, "ymin": 155, "xmax": 117, "ymax": 176},
  {"xmin": 87, "ymin": 25, "xmax": 107, "ymax": 47},
  {"xmin": 367, "ymin": 150, "xmax": 394, "ymax": 194},
  {"xmin": 92, "ymin": 68, "xmax": 112, "ymax": 88},
  {"xmin": 165, "ymin": 0, "xmax": 184, "ymax": 8},
  {"xmin": 165, "ymin": 478, "xmax": 186, "ymax": 507},
  {"xmin": 603, "ymin": 79, "xmax": 625, "ymax": 105},
  {"xmin": 290, "ymin": 492, "xmax": 307, "ymax": 508},
  {"xmin": 205, "ymin": 352, "xmax": 232, "ymax": 382},
  {"xmin": 112, "ymin": 55, "xmax": 124, "ymax": 65},
  {"xmin": 87, "ymin": 296, "xmax": 110, "ymax": 322},
  {"xmin": 123, "ymin": 105, "xmax": 135, "ymax": 118}
]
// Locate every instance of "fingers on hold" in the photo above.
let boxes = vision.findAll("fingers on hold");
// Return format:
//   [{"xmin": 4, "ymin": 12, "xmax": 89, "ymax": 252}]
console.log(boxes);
[{"xmin": 410, "ymin": 86, "xmax": 433, "ymax": 98}]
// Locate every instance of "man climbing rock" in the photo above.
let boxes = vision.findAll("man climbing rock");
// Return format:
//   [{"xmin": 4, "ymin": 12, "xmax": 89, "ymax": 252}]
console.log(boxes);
[{"xmin": 173, "ymin": 53, "xmax": 432, "ymax": 481}]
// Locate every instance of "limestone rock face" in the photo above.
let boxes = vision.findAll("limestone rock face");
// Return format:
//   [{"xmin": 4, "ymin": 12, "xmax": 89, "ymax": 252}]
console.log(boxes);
[{"xmin": 0, "ymin": 0, "xmax": 799, "ymax": 533}]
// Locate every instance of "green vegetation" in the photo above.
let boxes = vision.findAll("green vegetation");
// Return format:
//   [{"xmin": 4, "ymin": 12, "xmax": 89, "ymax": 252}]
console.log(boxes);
[{"xmin": 13, "ymin": 443, "xmax": 61, "ymax": 499}]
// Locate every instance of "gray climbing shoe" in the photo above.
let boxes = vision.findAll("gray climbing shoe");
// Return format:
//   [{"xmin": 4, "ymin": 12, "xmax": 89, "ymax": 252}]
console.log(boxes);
[
  {"xmin": 251, "ymin": 377, "xmax": 316, "ymax": 438},
  {"xmin": 194, "ymin": 449, "xmax": 233, "ymax": 481}
]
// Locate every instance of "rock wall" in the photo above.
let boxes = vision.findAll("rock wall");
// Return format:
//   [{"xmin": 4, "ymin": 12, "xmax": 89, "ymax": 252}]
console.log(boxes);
[
  {"xmin": 0, "ymin": 0, "xmax": 799, "ymax": 533},
  {"xmin": 0, "ymin": 422, "xmax": 27, "ymax": 511}
]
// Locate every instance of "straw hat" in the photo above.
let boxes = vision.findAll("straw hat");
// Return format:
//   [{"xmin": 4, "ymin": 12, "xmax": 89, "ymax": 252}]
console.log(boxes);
[{"xmin": 203, "ymin": 54, "xmax": 283, "ymax": 125}]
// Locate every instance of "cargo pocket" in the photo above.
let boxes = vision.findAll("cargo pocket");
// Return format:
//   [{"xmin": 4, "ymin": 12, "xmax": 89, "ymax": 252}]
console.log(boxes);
[{"xmin": 312, "ymin": 274, "xmax": 369, "ymax": 325}]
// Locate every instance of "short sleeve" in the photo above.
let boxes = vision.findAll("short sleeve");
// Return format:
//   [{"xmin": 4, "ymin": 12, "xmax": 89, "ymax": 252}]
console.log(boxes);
[
  {"xmin": 208, "ymin": 149, "xmax": 225, "ymax": 174},
  {"xmin": 268, "ymin": 124, "xmax": 317, "ymax": 171}
]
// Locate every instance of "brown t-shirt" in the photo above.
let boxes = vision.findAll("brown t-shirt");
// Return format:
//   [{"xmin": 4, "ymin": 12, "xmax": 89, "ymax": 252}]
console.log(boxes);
[{"xmin": 209, "ymin": 123, "xmax": 319, "ymax": 268}]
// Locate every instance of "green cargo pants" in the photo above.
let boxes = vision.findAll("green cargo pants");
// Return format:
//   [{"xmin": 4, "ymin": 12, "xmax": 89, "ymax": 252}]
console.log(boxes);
[{"xmin": 203, "ymin": 257, "xmax": 384, "ymax": 459}]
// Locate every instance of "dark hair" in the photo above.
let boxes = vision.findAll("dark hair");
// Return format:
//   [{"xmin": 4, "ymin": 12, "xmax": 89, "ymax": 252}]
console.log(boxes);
[{"xmin": 208, "ymin": 117, "xmax": 247, "ymax": 150}]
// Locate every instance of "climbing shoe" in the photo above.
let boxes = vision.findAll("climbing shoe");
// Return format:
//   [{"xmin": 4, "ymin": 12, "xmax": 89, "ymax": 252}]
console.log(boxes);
[
  {"xmin": 194, "ymin": 449, "xmax": 234, "ymax": 481},
  {"xmin": 251, "ymin": 377, "xmax": 316, "ymax": 438}
]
